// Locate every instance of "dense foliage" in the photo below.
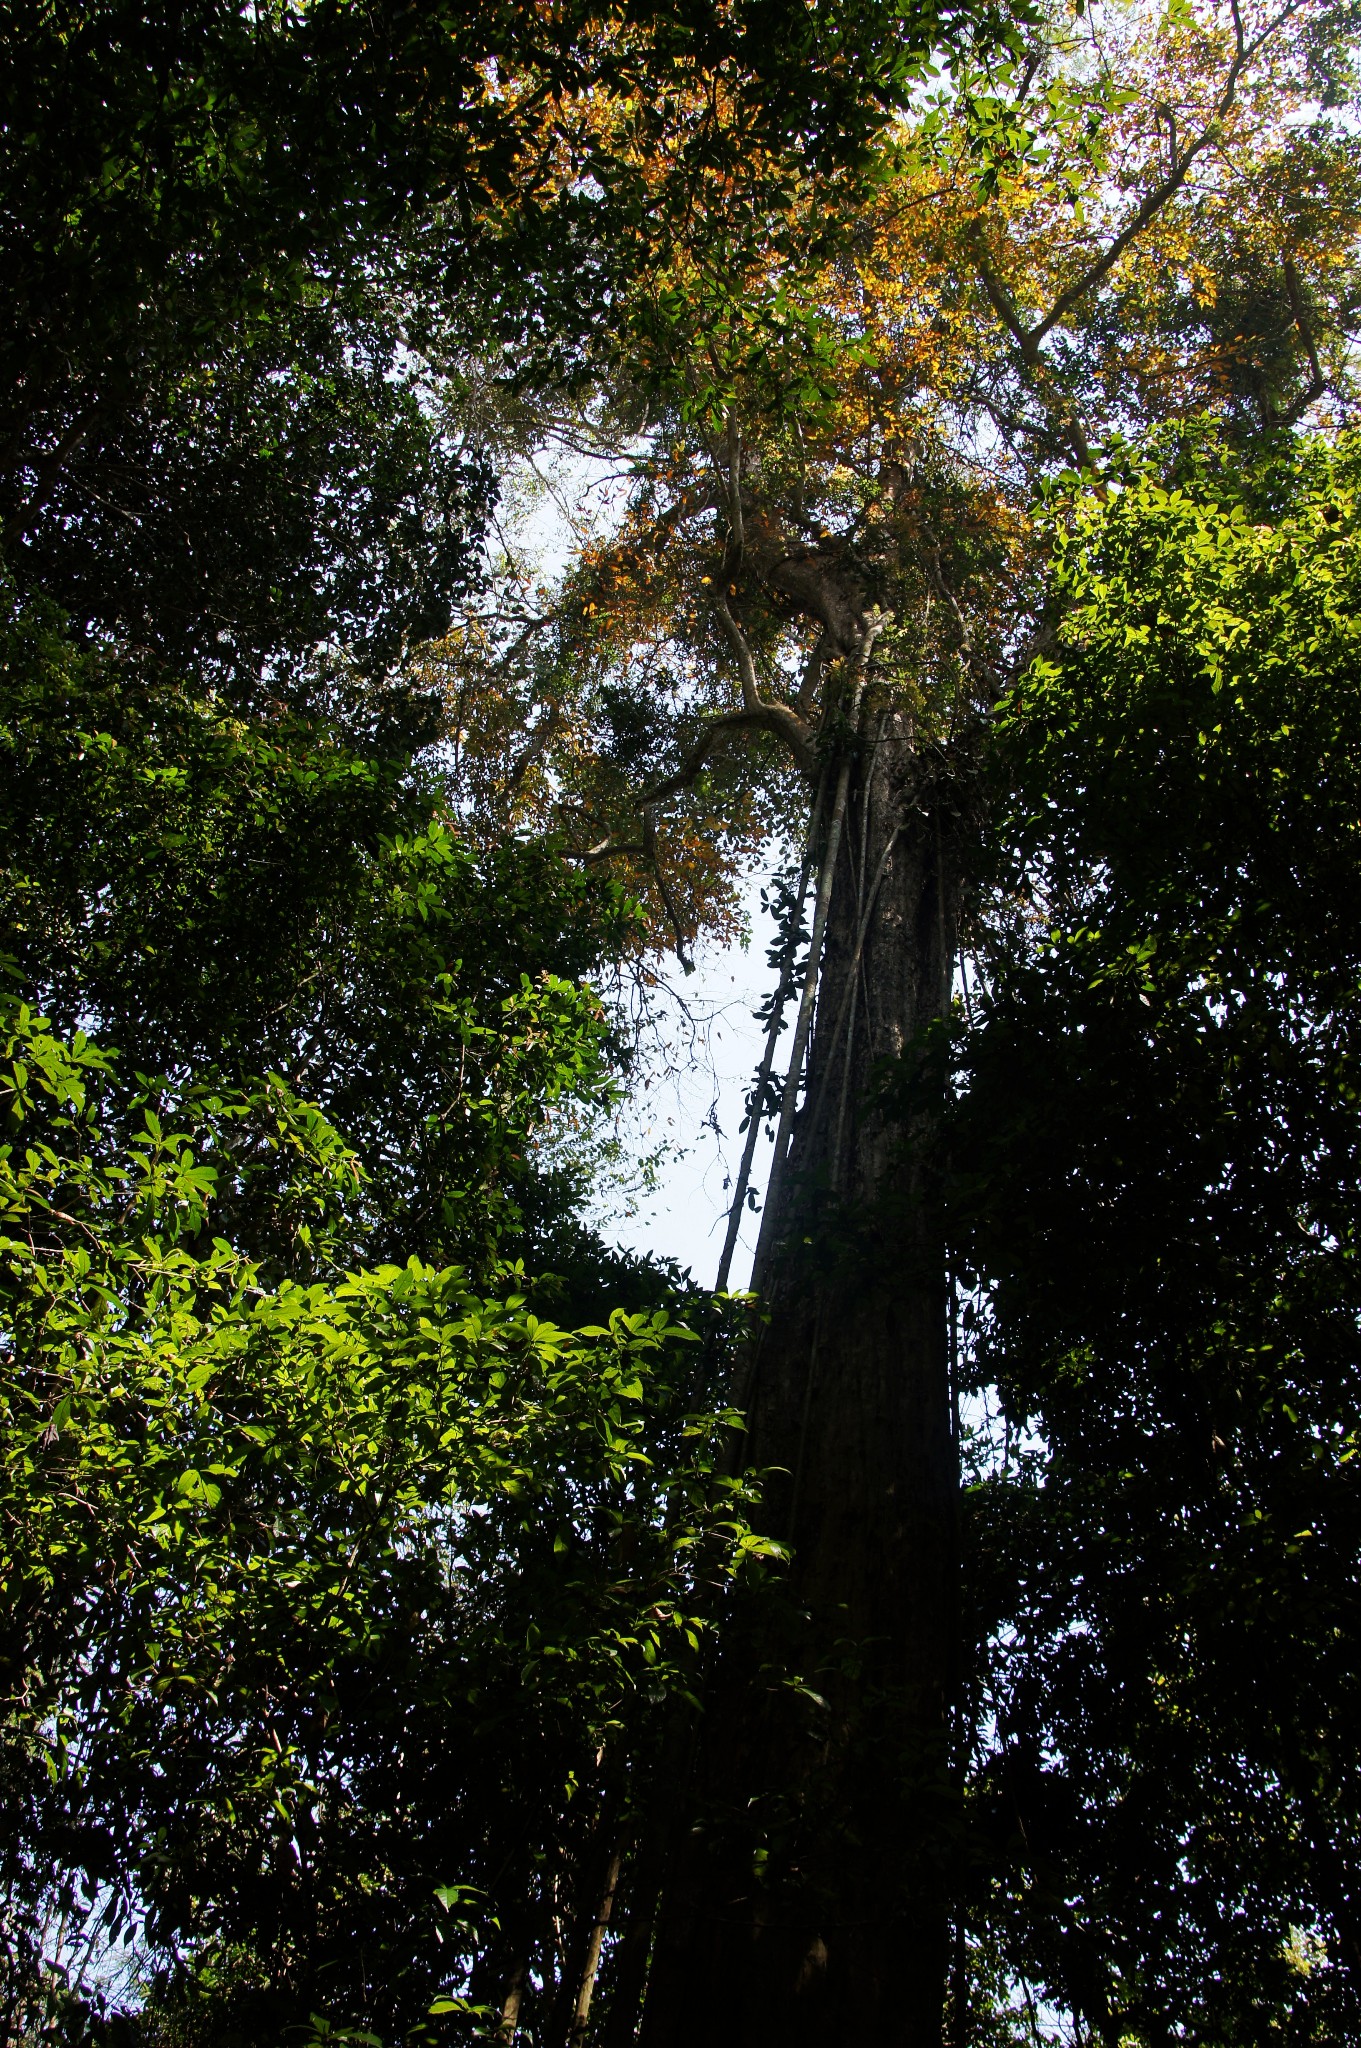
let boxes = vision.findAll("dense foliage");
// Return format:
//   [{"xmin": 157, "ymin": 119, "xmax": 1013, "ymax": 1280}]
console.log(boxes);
[
  {"xmin": 0, "ymin": 584, "xmax": 638, "ymax": 1276},
  {"xmin": 0, "ymin": 994, "xmax": 763, "ymax": 2044},
  {"xmin": 2, "ymin": 0, "xmax": 1002, "ymax": 699},
  {"xmin": 957, "ymin": 436, "xmax": 1361, "ymax": 2041}
]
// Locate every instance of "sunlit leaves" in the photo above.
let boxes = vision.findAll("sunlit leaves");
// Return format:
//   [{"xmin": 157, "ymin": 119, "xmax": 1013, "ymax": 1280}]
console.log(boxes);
[{"xmin": 0, "ymin": 998, "xmax": 763, "ymax": 2039}]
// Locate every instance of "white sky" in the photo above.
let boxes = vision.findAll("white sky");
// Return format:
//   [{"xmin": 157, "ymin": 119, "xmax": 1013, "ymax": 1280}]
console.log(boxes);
[{"xmin": 602, "ymin": 870, "xmax": 782, "ymax": 1290}]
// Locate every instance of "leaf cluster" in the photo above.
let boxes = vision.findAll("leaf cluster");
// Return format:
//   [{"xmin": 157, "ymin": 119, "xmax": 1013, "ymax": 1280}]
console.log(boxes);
[{"xmin": 952, "ymin": 431, "xmax": 1361, "ymax": 2041}]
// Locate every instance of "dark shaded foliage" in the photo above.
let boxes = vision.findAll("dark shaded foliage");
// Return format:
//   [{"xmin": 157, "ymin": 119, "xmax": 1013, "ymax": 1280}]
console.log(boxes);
[{"xmin": 954, "ymin": 436, "xmax": 1361, "ymax": 2041}]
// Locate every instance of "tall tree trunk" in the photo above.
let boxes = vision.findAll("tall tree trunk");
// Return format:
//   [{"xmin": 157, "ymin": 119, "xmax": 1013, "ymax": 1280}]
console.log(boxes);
[
  {"xmin": 569, "ymin": 1840, "xmax": 626, "ymax": 2045},
  {"xmin": 496, "ymin": 1957, "xmax": 528, "ymax": 2046},
  {"xmin": 640, "ymin": 715, "xmax": 964, "ymax": 2047}
]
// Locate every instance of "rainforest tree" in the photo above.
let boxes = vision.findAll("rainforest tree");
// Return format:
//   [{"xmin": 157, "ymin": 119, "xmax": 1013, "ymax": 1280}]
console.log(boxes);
[
  {"xmin": 432, "ymin": 2, "xmax": 1361, "ymax": 2038},
  {"xmin": 0, "ymin": 2, "xmax": 1028, "ymax": 2041},
  {"xmin": 8, "ymin": 0, "xmax": 1361, "ymax": 2042}
]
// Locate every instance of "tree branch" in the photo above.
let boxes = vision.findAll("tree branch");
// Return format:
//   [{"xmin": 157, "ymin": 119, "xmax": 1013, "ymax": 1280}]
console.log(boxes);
[
  {"xmin": 711, "ymin": 586, "xmax": 816, "ymax": 773},
  {"xmin": 1031, "ymin": 0, "xmax": 1289, "ymax": 345},
  {"xmin": 637, "ymin": 707, "xmax": 800, "ymax": 808},
  {"xmin": 506, "ymin": 704, "xmax": 563, "ymax": 796},
  {"xmin": 581, "ymin": 808, "xmax": 694, "ymax": 968},
  {"xmin": 1272, "ymin": 254, "xmax": 1327, "ymax": 425},
  {"xmin": 971, "ymin": 240, "xmax": 1042, "ymax": 368},
  {"xmin": 640, "ymin": 808, "xmax": 694, "ymax": 971},
  {"xmin": 710, "ymin": 583, "xmax": 764, "ymax": 715},
  {"xmin": 971, "ymin": 237, "xmax": 1093, "ymax": 468},
  {"xmin": 5, "ymin": 407, "xmax": 96, "ymax": 544},
  {"xmin": 581, "ymin": 835, "xmax": 646, "ymax": 863},
  {"xmin": 971, "ymin": 0, "xmax": 1302, "ymax": 465}
]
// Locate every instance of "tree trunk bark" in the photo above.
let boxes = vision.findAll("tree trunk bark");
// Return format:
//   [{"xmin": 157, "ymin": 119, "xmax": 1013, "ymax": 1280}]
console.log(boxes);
[
  {"xmin": 569, "ymin": 1840, "xmax": 625, "ymax": 2045},
  {"xmin": 639, "ymin": 715, "xmax": 964, "ymax": 2048},
  {"xmin": 496, "ymin": 1957, "xmax": 528, "ymax": 2045}
]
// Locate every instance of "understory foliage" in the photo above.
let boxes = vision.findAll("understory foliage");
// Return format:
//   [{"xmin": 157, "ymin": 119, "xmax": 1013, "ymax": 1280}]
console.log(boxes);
[
  {"xmin": 0, "ymin": 584, "xmax": 636, "ymax": 1277},
  {"xmin": 956, "ymin": 434, "xmax": 1361, "ymax": 2042},
  {"xmin": 0, "ymin": 995, "xmax": 762, "ymax": 2046},
  {"xmin": 0, "ymin": 547, "xmax": 773, "ymax": 2045}
]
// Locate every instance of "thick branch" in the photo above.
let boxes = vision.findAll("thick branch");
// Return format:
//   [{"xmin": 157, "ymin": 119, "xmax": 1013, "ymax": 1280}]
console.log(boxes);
[
  {"xmin": 970, "ymin": 239, "xmax": 1093, "ymax": 468},
  {"xmin": 639, "ymin": 707, "xmax": 803, "ymax": 808},
  {"xmin": 711, "ymin": 586, "xmax": 816, "ymax": 773}
]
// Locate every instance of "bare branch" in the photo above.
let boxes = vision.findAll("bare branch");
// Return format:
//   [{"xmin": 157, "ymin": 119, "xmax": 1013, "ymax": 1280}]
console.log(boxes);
[
  {"xmin": 1273, "ymin": 254, "xmax": 1327, "ymax": 425},
  {"xmin": 712, "ymin": 586, "xmax": 816, "ymax": 772},
  {"xmin": 1030, "ymin": 0, "xmax": 1289, "ymax": 346}
]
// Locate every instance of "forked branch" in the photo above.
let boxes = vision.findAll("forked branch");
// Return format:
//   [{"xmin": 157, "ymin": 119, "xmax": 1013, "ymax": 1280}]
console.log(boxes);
[
  {"xmin": 972, "ymin": 0, "xmax": 1304, "ymax": 461},
  {"xmin": 1031, "ymin": 0, "xmax": 1272, "ymax": 344},
  {"xmin": 582, "ymin": 806, "xmax": 694, "ymax": 969},
  {"xmin": 711, "ymin": 586, "xmax": 816, "ymax": 773}
]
